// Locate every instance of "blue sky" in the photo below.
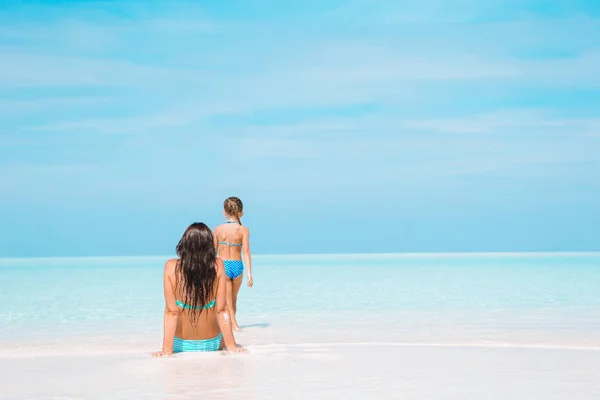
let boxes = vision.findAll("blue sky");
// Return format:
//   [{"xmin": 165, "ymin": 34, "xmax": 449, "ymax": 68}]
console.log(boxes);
[{"xmin": 1, "ymin": 0, "xmax": 599, "ymax": 257}]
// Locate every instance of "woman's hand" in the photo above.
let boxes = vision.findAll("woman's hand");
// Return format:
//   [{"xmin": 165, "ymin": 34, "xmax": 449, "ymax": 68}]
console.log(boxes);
[
  {"xmin": 247, "ymin": 273, "xmax": 253, "ymax": 288},
  {"xmin": 227, "ymin": 345, "xmax": 247, "ymax": 353},
  {"xmin": 151, "ymin": 349, "xmax": 173, "ymax": 357}
]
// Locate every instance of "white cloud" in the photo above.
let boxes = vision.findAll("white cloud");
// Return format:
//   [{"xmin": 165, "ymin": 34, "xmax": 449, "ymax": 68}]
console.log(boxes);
[
  {"xmin": 0, "ymin": 96, "xmax": 113, "ymax": 118},
  {"xmin": 0, "ymin": 53, "xmax": 220, "ymax": 88},
  {"xmin": 400, "ymin": 110, "xmax": 542, "ymax": 132},
  {"xmin": 22, "ymin": 111, "xmax": 197, "ymax": 135},
  {"xmin": 0, "ymin": 163, "xmax": 101, "ymax": 200},
  {"xmin": 400, "ymin": 110, "xmax": 600, "ymax": 136}
]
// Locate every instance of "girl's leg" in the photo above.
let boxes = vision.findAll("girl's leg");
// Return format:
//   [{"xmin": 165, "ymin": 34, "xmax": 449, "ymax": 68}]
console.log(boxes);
[
  {"xmin": 226, "ymin": 278, "xmax": 241, "ymax": 331},
  {"xmin": 231, "ymin": 275, "xmax": 243, "ymax": 328}
]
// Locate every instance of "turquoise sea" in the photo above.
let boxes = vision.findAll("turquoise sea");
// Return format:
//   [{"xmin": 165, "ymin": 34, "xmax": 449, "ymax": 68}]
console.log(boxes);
[
  {"xmin": 2, "ymin": 253, "xmax": 600, "ymax": 399},
  {"xmin": 2, "ymin": 252, "xmax": 600, "ymax": 342}
]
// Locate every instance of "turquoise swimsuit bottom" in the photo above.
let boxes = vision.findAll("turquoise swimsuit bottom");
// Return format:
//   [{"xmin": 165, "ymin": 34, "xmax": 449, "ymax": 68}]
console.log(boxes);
[
  {"xmin": 223, "ymin": 259, "xmax": 243, "ymax": 279},
  {"xmin": 174, "ymin": 299, "xmax": 222, "ymax": 352},
  {"xmin": 173, "ymin": 334, "xmax": 223, "ymax": 352}
]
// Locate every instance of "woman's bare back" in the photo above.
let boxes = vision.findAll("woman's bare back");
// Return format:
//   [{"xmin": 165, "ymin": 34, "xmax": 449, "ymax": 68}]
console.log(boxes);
[{"xmin": 166, "ymin": 259, "xmax": 221, "ymax": 340}]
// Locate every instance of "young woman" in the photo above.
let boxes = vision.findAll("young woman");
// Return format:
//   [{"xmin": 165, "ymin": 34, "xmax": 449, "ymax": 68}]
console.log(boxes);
[
  {"xmin": 152, "ymin": 222, "xmax": 245, "ymax": 356},
  {"xmin": 213, "ymin": 197, "xmax": 253, "ymax": 331}
]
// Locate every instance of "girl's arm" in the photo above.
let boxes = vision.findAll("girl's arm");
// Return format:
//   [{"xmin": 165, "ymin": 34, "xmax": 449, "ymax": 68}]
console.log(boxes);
[
  {"xmin": 152, "ymin": 260, "xmax": 180, "ymax": 357},
  {"xmin": 215, "ymin": 258, "xmax": 245, "ymax": 352},
  {"xmin": 242, "ymin": 227, "xmax": 253, "ymax": 287}
]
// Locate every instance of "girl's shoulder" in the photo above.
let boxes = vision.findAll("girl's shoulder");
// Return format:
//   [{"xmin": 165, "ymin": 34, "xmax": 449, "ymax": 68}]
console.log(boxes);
[{"xmin": 213, "ymin": 224, "xmax": 224, "ymax": 233}]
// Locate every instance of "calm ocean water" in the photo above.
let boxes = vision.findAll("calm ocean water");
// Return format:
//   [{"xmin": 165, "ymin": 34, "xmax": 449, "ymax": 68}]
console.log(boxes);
[{"xmin": 2, "ymin": 252, "xmax": 600, "ymax": 349}]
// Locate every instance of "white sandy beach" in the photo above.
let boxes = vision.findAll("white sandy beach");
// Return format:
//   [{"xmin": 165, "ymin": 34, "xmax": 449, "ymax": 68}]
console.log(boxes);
[
  {"xmin": 3, "ymin": 312, "xmax": 600, "ymax": 399},
  {"xmin": 3, "ymin": 337, "xmax": 600, "ymax": 399}
]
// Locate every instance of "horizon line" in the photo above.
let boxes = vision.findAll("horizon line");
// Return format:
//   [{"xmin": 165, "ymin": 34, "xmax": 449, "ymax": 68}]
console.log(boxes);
[{"xmin": 1, "ymin": 250, "xmax": 600, "ymax": 262}]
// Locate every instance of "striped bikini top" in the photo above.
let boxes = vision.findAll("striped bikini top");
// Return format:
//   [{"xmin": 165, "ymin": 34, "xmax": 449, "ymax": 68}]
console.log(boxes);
[
  {"xmin": 176, "ymin": 299, "xmax": 216, "ymax": 310},
  {"xmin": 218, "ymin": 241, "xmax": 242, "ymax": 247}
]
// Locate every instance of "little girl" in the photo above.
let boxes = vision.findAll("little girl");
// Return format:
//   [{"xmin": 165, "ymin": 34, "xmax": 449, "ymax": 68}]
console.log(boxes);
[{"xmin": 213, "ymin": 197, "xmax": 253, "ymax": 331}]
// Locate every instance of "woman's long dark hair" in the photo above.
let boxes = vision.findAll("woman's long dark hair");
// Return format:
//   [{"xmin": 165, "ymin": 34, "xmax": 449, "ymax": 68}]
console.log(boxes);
[{"xmin": 175, "ymin": 222, "xmax": 217, "ymax": 323}]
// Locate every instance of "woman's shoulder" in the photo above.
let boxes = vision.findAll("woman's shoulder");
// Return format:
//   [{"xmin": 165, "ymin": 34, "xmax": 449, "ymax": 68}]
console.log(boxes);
[{"xmin": 164, "ymin": 258, "xmax": 178, "ymax": 273}]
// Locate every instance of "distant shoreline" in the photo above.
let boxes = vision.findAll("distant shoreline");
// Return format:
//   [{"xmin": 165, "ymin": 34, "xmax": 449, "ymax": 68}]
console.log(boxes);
[{"xmin": 1, "ymin": 251, "xmax": 599, "ymax": 262}]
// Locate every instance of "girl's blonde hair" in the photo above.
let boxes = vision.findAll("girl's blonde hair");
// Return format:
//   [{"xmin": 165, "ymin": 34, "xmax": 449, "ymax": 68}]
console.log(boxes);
[{"xmin": 224, "ymin": 197, "xmax": 243, "ymax": 224}]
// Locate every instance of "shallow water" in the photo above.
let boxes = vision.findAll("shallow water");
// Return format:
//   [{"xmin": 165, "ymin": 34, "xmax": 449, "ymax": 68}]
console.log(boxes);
[{"xmin": 1, "ymin": 253, "xmax": 600, "ymax": 398}]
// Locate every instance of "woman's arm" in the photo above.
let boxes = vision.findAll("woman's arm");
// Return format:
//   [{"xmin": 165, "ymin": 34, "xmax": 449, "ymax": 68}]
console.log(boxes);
[
  {"xmin": 215, "ymin": 258, "xmax": 245, "ymax": 352},
  {"xmin": 152, "ymin": 260, "xmax": 180, "ymax": 357},
  {"xmin": 242, "ymin": 227, "xmax": 253, "ymax": 287}
]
